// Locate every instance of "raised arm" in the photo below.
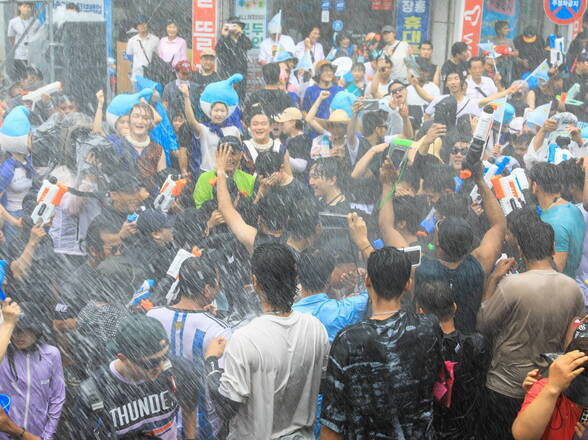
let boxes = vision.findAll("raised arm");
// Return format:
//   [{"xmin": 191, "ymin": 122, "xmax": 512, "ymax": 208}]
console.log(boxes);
[
  {"xmin": 408, "ymin": 74, "xmax": 434, "ymax": 103},
  {"xmin": 305, "ymin": 90, "xmax": 330, "ymax": 134},
  {"xmin": 532, "ymin": 118, "xmax": 556, "ymax": 152},
  {"xmin": 347, "ymin": 99, "xmax": 362, "ymax": 141},
  {"xmin": 92, "ymin": 90, "xmax": 105, "ymax": 135},
  {"xmin": 179, "ymin": 83, "xmax": 203, "ymax": 136},
  {"xmin": 350, "ymin": 142, "xmax": 388, "ymax": 179},
  {"xmin": 470, "ymin": 164, "xmax": 507, "ymax": 275},
  {"xmin": 478, "ymin": 82, "xmax": 521, "ymax": 107},
  {"xmin": 0, "ymin": 299, "xmax": 20, "ymax": 363},
  {"xmin": 216, "ymin": 145, "xmax": 258, "ymax": 255},
  {"xmin": 378, "ymin": 160, "xmax": 408, "ymax": 248}
]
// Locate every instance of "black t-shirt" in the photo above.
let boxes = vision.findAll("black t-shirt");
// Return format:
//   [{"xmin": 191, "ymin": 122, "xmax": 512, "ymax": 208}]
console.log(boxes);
[
  {"xmin": 73, "ymin": 355, "xmax": 201, "ymax": 439},
  {"xmin": 321, "ymin": 311, "xmax": 443, "ymax": 439},
  {"xmin": 243, "ymin": 89, "xmax": 293, "ymax": 119},
  {"xmin": 192, "ymin": 71, "xmax": 222, "ymax": 87},
  {"xmin": 434, "ymin": 329, "xmax": 490, "ymax": 440},
  {"xmin": 285, "ymin": 133, "xmax": 311, "ymax": 162}
]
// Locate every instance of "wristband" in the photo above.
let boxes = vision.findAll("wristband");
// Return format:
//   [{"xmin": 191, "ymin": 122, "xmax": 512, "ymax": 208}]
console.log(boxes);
[{"xmin": 361, "ymin": 244, "xmax": 372, "ymax": 253}]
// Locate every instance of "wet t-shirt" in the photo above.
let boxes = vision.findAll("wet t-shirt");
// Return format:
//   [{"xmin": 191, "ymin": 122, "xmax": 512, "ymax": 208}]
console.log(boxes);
[
  {"xmin": 416, "ymin": 255, "xmax": 485, "ymax": 333},
  {"xmin": 320, "ymin": 311, "xmax": 443, "ymax": 439}
]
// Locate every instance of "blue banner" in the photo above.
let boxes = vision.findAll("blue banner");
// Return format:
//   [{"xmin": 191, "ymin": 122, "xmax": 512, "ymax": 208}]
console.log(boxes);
[{"xmin": 395, "ymin": 0, "xmax": 430, "ymax": 47}]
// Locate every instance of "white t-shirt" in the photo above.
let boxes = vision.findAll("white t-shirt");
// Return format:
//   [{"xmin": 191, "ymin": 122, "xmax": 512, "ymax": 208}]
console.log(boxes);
[
  {"xmin": 407, "ymin": 82, "xmax": 441, "ymax": 107},
  {"xmin": 311, "ymin": 132, "xmax": 360, "ymax": 163},
  {"xmin": 7, "ymin": 16, "xmax": 41, "ymax": 61},
  {"xmin": 466, "ymin": 76, "xmax": 498, "ymax": 100},
  {"xmin": 243, "ymin": 138, "xmax": 282, "ymax": 164},
  {"xmin": 126, "ymin": 33, "xmax": 160, "ymax": 79},
  {"xmin": 5, "ymin": 166, "xmax": 32, "ymax": 211},
  {"xmin": 198, "ymin": 125, "xmax": 241, "ymax": 172},
  {"xmin": 425, "ymin": 94, "xmax": 481, "ymax": 119},
  {"xmin": 294, "ymin": 41, "xmax": 324, "ymax": 66},
  {"xmin": 258, "ymin": 35, "xmax": 296, "ymax": 64},
  {"xmin": 218, "ymin": 312, "xmax": 329, "ymax": 440},
  {"xmin": 384, "ymin": 40, "xmax": 410, "ymax": 80}
]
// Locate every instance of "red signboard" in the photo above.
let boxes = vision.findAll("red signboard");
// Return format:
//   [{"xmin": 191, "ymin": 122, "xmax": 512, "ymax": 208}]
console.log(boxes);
[
  {"xmin": 460, "ymin": 0, "xmax": 484, "ymax": 56},
  {"xmin": 192, "ymin": 0, "xmax": 217, "ymax": 68},
  {"xmin": 372, "ymin": 0, "xmax": 393, "ymax": 11}
]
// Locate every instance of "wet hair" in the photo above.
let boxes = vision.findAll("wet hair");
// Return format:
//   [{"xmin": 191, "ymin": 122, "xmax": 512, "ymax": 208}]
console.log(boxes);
[
  {"xmin": 255, "ymin": 150, "xmax": 282, "ymax": 177},
  {"xmin": 367, "ymin": 246, "xmax": 411, "ymax": 300},
  {"xmin": 178, "ymin": 257, "xmax": 218, "ymax": 299},
  {"xmin": 399, "ymin": 166, "xmax": 420, "ymax": 192},
  {"xmin": 415, "ymin": 279, "xmax": 455, "ymax": 321},
  {"xmin": 467, "ymin": 56, "xmax": 484, "ymax": 69},
  {"xmin": 298, "ymin": 249, "xmax": 335, "ymax": 292},
  {"xmin": 251, "ymin": 243, "xmax": 297, "ymax": 312},
  {"xmin": 514, "ymin": 219, "xmax": 555, "ymax": 261},
  {"xmin": 305, "ymin": 25, "xmax": 320, "ymax": 38},
  {"xmin": 351, "ymin": 62, "xmax": 366, "ymax": 72},
  {"xmin": 287, "ymin": 197, "xmax": 320, "ymax": 240},
  {"xmin": 310, "ymin": 157, "xmax": 343, "ymax": 188},
  {"xmin": 437, "ymin": 217, "xmax": 474, "ymax": 262},
  {"xmin": 244, "ymin": 104, "xmax": 269, "ymax": 126},
  {"xmin": 558, "ymin": 159, "xmax": 584, "ymax": 200},
  {"xmin": 262, "ymin": 63, "xmax": 280, "ymax": 85},
  {"xmin": 335, "ymin": 31, "xmax": 352, "ymax": 47},
  {"xmin": 258, "ymin": 190, "xmax": 289, "ymax": 232},
  {"xmin": 507, "ymin": 206, "xmax": 541, "ymax": 239},
  {"xmin": 494, "ymin": 20, "xmax": 509, "ymax": 34},
  {"xmin": 435, "ymin": 192, "xmax": 469, "ymax": 219},
  {"xmin": 451, "ymin": 42, "xmax": 468, "ymax": 57},
  {"xmin": 362, "ymin": 111, "xmax": 386, "ymax": 137},
  {"xmin": 84, "ymin": 215, "xmax": 121, "ymax": 254},
  {"xmin": 528, "ymin": 162, "xmax": 562, "ymax": 194},
  {"xmin": 512, "ymin": 132, "xmax": 534, "ymax": 147},
  {"xmin": 394, "ymin": 196, "xmax": 422, "ymax": 234},
  {"xmin": 422, "ymin": 164, "xmax": 455, "ymax": 193},
  {"xmin": 173, "ymin": 207, "xmax": 208, "ymax": 249},
  {"xmin": 130, "ymin": 103, "xmax": 154, "ymax": 121}
]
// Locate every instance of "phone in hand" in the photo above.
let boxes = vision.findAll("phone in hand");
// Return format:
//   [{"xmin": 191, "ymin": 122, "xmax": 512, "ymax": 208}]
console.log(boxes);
[
  {"xmin": 362, "ymin": 99, "xmax": 380, "ymax": 112},
  {"xmin": 387, "ymin": 143, "xmax": 410, "ymax": 169},
  {"xmin": 399, "ymin": 245, "xmax": 422, "ymax": 267}
]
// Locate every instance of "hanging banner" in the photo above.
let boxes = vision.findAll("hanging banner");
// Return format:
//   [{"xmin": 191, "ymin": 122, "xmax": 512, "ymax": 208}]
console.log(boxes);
[
  {"xmin": 544, "ymin": 0, "xmax": 587, "ymax": 25},
  {"xmin": 481, "ymin": 0, "xmax": 518, "ymax": 44},
  {"xmin": 234, "ymin": 0, "xmax": 267, "ymax": 91},
  {"xmin": 459, "ymin": 0, "xmax": 484, "ymax": 56},
  {"xmin": 192, "ymin": 0, "xmax": 217, "ymax": 67},
  {"xmin": 396, "ymin": 0, "xmax": 430, "ymax": 47}
]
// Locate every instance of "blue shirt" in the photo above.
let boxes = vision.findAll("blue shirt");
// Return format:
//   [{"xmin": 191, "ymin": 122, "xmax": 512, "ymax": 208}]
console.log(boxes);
[
  {"xmin": 292, "ymin": 291, "xmax": 368, "ymax": 341},
  {"xmin": 301, "ymin": 84, "xmax": 345, "ymax": 120},
  {"xmin": 541, "ymin": 202, "xmax": 586, "ymax": 278}
]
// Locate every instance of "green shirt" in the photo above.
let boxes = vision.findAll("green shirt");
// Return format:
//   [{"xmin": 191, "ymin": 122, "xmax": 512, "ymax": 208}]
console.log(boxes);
[{"xmin": 193, "ymin": 169, "xmax": 256, "ymax": 208}]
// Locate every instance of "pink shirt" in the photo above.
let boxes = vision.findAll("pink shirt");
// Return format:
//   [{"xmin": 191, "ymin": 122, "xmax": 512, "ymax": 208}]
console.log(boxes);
[{"xmin": 158, "ymin": 36, "xmax": 188, "ymax": 67}]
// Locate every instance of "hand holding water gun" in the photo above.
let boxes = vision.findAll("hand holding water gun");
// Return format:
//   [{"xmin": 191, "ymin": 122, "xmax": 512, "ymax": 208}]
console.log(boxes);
[
  {"xmin": 154, "ymin": 175, "xmax": 188, "ymax": 213},
  {"xmin": 30, "ymin": 177, "xmax": 68, "ymax": 226}
]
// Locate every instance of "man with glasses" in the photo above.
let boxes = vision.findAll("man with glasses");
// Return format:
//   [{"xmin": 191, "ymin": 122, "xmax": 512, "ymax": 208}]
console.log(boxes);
[{"xmin": 73, "ymin": 314, "xmax": 201, "ymax": 440}]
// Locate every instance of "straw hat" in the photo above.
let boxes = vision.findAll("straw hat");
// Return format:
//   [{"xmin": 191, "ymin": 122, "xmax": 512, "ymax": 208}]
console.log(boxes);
[{"xmin": 316, "ymin": 109, "xmax": 351, "ymax": 128}]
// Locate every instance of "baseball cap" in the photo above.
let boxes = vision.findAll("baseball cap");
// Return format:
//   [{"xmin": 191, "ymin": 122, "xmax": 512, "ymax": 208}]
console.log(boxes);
[
  {"xmin": 201, "ymin": 49, "xmax": 216, "ymax": 58},
  {"xmin": 381, "ymin": 25, "xmax": 395, "ymax": 34},
  {"xmin": 135, "ymin": 16, "xmax": 148, "ymax": 26},
  {"xmin": 111, "ymin": 315, "xmax": 169, "ymax": 359},
  {"xmin": 219, "ymin": 135, "xmax": 244, "ymax": 152},
  {"xmin": 108, "ymin": 172, "xmax": 142, "ymax": 194},
  {"xmin": 275, "ymin": 107, "xmax": 303, "ymax": 123},
  {"xmin": 227, "ymin": 16, "xmax": 245, "ymax": 28},
  {"xmin": 136, "ymin": 209, "xmax": 175, "ymax": 236},
  {"xmin": 175, "ymin": 60, "xmax": 192, "ymax": 73}
]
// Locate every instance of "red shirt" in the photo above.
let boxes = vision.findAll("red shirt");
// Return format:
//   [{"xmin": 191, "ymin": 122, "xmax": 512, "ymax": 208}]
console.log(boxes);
[{"xmin": 519, "ymin": 378, "xmax": 582, "ymax": 440}]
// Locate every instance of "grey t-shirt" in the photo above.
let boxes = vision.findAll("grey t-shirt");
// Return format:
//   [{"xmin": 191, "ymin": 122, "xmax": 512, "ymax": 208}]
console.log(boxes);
[
  {"xmin": 219, "ymin": 311, "xmax": 330, "ymax": 439},
  {"xmin": 477, "ymin": 269, "xmax": 584, "ymax": 398}
]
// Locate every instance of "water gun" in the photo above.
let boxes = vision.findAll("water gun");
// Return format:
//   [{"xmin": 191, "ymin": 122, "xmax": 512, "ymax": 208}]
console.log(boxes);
[
  {"xmin": 494, "ymin": 45, "xmax": 514, "ymax": 57},
  {"xmin": 460, "ymin": 105, "xmax": 494, "ymax": 179},
  {"xmin": 22, "ymin": 81, "xmax": 62, "ymax": 109},
  {"xmin": 549, "ymin": 34, "xmax": 565, "ymax": 68},
  {"xmin": 557, "ymin": 83, "xmax": 583, "ymax": 107},
  {"xmin": 547, "ymin": 144, "xmax": 573, "ymax": 164},
  {"xmin": 30, "ymin": 177, "xmax": 68, "ymax": 226},
  {"xmin": 420, "ymin": 208, "xmax": 437, "ymax": 235},
  {"xmin": 128, "ymin": 279, "xmax": 155, "ymax": 310},
  {"xmin": 154, "ymin": 175, "xmax": 188, "ymax": 213},
  {"xmin": 469, "ymin": 156, "xmax": 512, "ymax": 202},
  {"xmin": 490, "ymin": 174, "xmax": 526, "ymax": 216}
]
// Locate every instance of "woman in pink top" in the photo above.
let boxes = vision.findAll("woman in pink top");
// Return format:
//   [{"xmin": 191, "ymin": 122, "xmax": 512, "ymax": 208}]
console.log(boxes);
[{"xmin": 158, "ymin": 19, "xmax": 188, "ymax": 68}]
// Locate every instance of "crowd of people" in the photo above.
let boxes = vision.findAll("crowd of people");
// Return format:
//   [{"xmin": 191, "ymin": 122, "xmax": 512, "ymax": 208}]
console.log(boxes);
[{"xmin": 2, "ymin": 3, "xmax": 588, "ymax": 439}]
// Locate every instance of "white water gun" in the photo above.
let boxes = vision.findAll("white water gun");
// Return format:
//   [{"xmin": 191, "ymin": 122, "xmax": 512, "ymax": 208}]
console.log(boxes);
[
  {"xmin": 31, "ymin": 177, "xmax": 68, "ymax": 225},
  {"xmin": 490, "ymin": 173, "xmax": 526, "ymax": 216},
  {"xmin": 154, "ymin": 175, "xmax": 188, "ymax": 213},
  {"xmin": 549, "ymin": 34, "xmax": 565, "ymax": 68},
  {"xmin": 22, "ymin": 81, "xmax": 62, "ymax": 109}
]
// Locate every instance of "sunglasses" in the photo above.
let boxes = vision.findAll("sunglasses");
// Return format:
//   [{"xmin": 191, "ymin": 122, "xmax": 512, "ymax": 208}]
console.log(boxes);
[
  {"xmin": 451, "ymin": 147, "xmax": 468, "ymax": 155},
  {"xmin": 390, "ymin": 86, "xmax": 405, "ymax": 95},
  {"xmin": 130, "ymin": 353, "xmax": 168, "ymax": 370}
]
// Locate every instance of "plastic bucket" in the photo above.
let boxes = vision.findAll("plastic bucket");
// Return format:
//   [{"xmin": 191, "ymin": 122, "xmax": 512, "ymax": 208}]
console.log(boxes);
[{"xmin": 0, "ymin": 394, "xmax": 10, "ymax": 414}]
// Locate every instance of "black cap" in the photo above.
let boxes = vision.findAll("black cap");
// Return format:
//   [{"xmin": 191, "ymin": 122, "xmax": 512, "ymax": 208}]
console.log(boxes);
[
  {"xmin": 227, "ymin": 16, "xmax": 245, "ymax": 28},
  {"xmin": 219, "ymin": 135, "xmax": 244, "ymax": 152},
  {"xmin": 136, "ymin": 209, "xmax": 175, "ymax": 236},
  {"xmin": 108, "ymin": 172, "xmax": 142, "ymax": 194},
  {"xmin": 523, "ymin": 26, "xmax": 536, "ymax": 38},
  {"xmin": 135, "ymin": 16, "xmax": 148, "ymax": 27},
  {"xmin": 111, "ymin": 315, "xmax": 169, "ymax": 359}
]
